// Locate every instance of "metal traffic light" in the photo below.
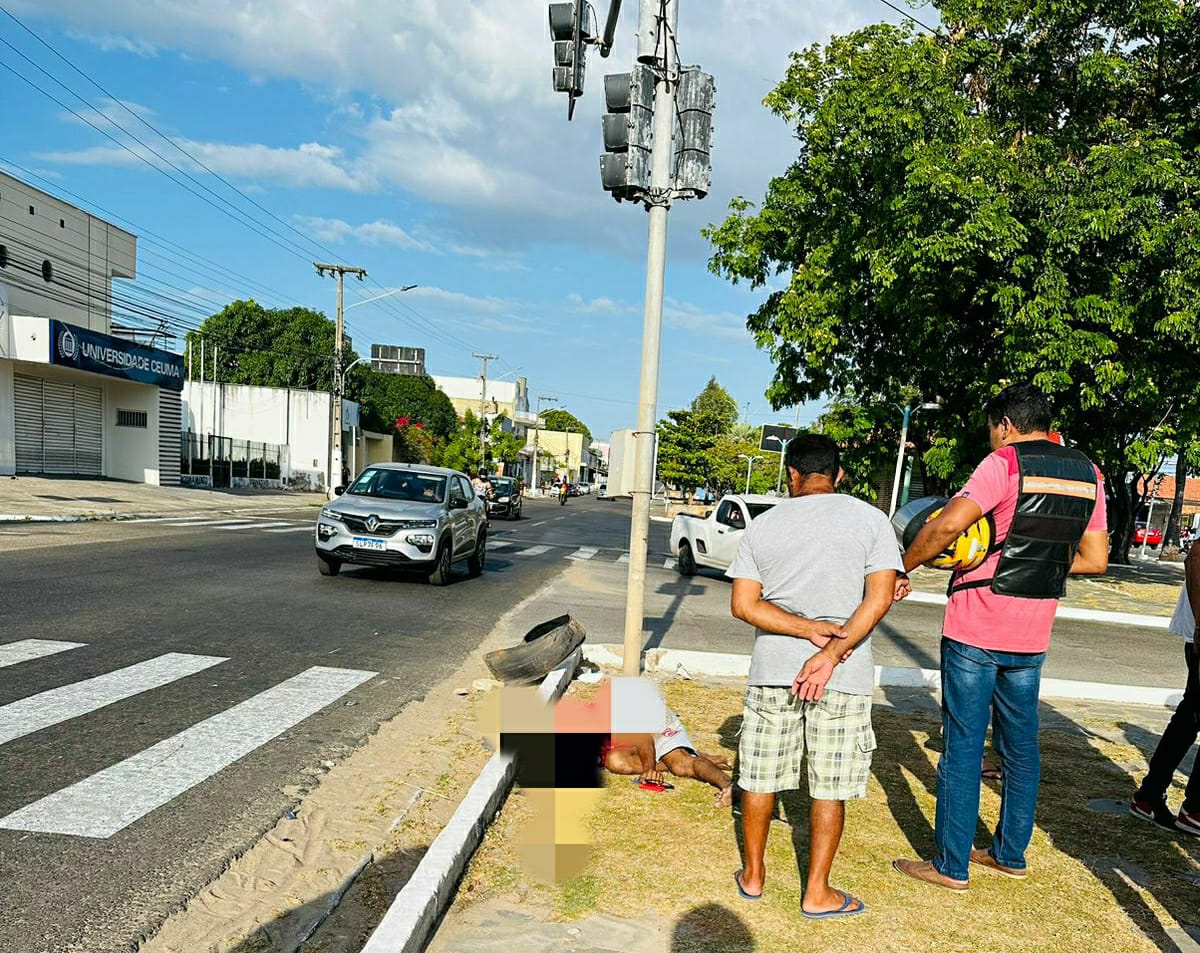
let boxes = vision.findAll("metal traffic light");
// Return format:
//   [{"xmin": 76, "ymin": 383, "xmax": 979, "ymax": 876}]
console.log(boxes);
[
  {"xmin": 549, "ymin": 2, "xmax": 590, "ymax": 120},
  {"xmin": 600, "ymin": 65, "xmax": 655, "ymax": 202},
  {"xmin": 673, "ymin": 67, "xmax": 715, "ymax": 200}
]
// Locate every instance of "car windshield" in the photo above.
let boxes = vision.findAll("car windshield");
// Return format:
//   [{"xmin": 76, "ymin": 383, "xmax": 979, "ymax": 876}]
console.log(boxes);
[
  {"xmin": 346, "ymin": 468, "xmax": 446, "ymax": 503},
  {"xmin": 747, "ymin": 503, "xmax": 777, "ymax": 520},
  {"xmin": 491, "ymin": 479, "xmax": 515, "ymax": 494}
]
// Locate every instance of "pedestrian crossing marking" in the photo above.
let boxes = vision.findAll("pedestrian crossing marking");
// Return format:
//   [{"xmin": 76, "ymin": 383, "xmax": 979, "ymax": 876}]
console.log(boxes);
[
  {"xmin": 164, "ymin": 519, "xmax": 255, "ymax": 527},
  {"xmin": 566, "ymin": 547, "xmax": 599, "ymax": 561},
  {"xmin": 0, "ymin": 639, "xmax": 85, "ymax": 669},
  {"xmin": 515, "ymin": 545, "xmax": 553, "ymax": 557},
  {"xmin": 488, "ymin": 540, "xmax": 513, "ymax": 550},
  {"xmin": 0, "ymin": 653, "xmax": 227, "ymax": 747},
  {"xmin": 0, "ymin": 665, "xmax": 376, "ymax": 838},
  {"xmin": 617, "ymin": 553, "xmax": 629, "ymax": 564},
  {"xmin": 263, "ymin": 526, "xmax": 313, "ymax": 534},
  {"xmin": 217, "ymin": 521, "xmax": 294, "ymax": 531},
  {"xmin": 663, "ymin": 558, "xmax": 675, "ymax": 570}
]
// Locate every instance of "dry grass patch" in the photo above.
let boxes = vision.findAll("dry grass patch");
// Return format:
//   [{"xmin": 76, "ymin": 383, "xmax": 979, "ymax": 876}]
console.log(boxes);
[{"xmin": 458, "ymin": 681, "xmax": 1200, "ymax": 953}]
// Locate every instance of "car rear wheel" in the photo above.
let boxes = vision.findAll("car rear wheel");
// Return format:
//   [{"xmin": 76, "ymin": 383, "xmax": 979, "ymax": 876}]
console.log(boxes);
[
  {"xmin": 318, "ymin": 555, "xmax": 341, "ymax": 577},
  {"xmin": 677, "ymin": 541, "xmax": 697, "ymax": 576},
  {"xmin": 468, "ymin": 529, "xmax": 487, "ymax": 577},
  {"xmin": 428, "ymin": 540, "xmax": 454, "ymax": 586}
]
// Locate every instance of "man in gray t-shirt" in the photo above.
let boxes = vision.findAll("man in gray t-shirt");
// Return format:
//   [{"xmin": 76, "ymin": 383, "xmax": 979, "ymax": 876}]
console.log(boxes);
[{"xmin": 727, "ymin": 433, "xmax": 902, "ymax": 918}]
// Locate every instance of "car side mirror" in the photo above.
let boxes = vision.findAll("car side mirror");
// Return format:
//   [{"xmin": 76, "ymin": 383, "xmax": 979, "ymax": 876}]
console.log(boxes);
[
  {"xmin": 334, "ymin": 485, "xmax": 346, "ymax": 496},
  {"xmin": 450, "ymin": 496, "xmax": 469, "ymax": 510}
]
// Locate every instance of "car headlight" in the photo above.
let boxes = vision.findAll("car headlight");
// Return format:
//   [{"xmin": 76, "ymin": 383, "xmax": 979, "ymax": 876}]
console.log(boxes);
[
  {"xmin": 497, "ymin": 496, "xmax": 510, "ymax": 503},
  {"xmin": 406, "ymin": 533, "xmax": 435, "ymax": 550},
  {"xmin": 317, "ymin": 522, "xmax": 338, "ymax": 540},
  {"xmin": 323, "ymin": 509, "xmax": 347, "ymax": 522}
]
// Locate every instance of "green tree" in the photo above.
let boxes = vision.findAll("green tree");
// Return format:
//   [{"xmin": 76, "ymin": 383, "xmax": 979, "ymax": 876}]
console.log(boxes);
[
  {"xmin": 437, "ymin": 410, "xmax": 483, "ymax": 475},
  {"xmin": 487, "ymin": 417, "xmax": 526, "ymax": 469},
  {"xmin": 709, "ymin": 434, "xmax": 779, "ymax": 495},
  {"xmin": 691, "ymin": 377, "xmax": 739, "ymax": 433},
  {"xmin": 355, "ymin": 373, "xmax": 458, "ymax": 439},
  {"xmin": 705, "ymin": 4, "xmax": 1200, "ymax": 562},
  {"xmin": 187, "ymin": 300, "xmax": 354, "ymax": 392},
  {"xmin": 540, "ymin": 409, "xmax": 592, "ymax": 445}
]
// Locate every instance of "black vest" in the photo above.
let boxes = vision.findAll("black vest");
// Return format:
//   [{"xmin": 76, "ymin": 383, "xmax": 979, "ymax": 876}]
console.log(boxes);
[{"xmin": 950, "ymin": 440, "xmax": 1099, "ymax": 600}]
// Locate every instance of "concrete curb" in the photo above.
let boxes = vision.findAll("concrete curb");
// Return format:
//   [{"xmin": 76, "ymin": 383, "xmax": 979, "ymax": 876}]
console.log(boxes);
[
  {"xmin": 360, "ymin": 647, "xmax": 582, "ymax": 953},
  {"xmin": 903, "ymin": 590, "xmax": 1171, "ymax": 629},
  {"xmin": 0, "ymin": 514, "xmax": 93, "ymax": 524},
  {"xmin": 581, "ymin": 643, "xmax": 1186, "ymax": 709}
]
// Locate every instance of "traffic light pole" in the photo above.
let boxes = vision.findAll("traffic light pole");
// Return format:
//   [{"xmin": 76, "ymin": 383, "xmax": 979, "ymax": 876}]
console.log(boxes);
[{"xmin": 622, "ymin": 0, "xmax": 678, "ymax": 676}]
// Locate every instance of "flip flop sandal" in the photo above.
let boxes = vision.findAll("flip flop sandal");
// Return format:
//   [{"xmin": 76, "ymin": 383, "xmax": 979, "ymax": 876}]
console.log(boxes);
[
  {"xmin": 802, "ymin": 891, "xmax": 866, "ymax": 919},
  {"xmin": 734, "ymin": 870, "xmax": 762, "ymax": 900},
  {"xmin": 634, "ymin": 778, "xmax": 674, "ymax": 792}
]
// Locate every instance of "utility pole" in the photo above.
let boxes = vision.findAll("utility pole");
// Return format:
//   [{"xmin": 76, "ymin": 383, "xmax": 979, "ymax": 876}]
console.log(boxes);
[
  {"xmin": 622, "ymin": 0, "xmax": 679, "ymax": 676},
  {"xmin": 315, "ymin": 262, "xmax": 367, "ymax": 497},
  {"xmin": 532, "ymin": 395, "xmax": 557, "ymax": 493},
  {"xmin": 474, "ymin": 353, "xmax": 499, "ymax": 473}
]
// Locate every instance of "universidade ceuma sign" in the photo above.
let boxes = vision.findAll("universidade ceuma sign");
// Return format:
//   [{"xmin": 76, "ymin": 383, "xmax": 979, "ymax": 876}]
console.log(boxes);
[{"xmin": 50, "ymin": 320, "xmax": 185, "ymax": 391}]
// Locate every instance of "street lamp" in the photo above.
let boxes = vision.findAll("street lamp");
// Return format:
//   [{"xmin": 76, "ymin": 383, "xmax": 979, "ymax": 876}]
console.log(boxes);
[
  {"xmin": 888, "ymin": 402, "xmax": 942, "ymax": 517},
  {"xmin": 764, "ymin": 434, "xmax": 791, "ymax": 494},
  {"xmin": 738, "ymin": 454, "xmax": 763, "ymax": 493},
  {"xmin": 346, "ymin": 285, "xmax": 418, "ymax": 309}
]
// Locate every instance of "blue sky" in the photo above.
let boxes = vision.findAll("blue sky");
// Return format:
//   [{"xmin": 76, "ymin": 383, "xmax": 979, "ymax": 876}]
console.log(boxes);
[{"xmin": 2, "ymin": 0, "xmax": 903, "ymax": 438}]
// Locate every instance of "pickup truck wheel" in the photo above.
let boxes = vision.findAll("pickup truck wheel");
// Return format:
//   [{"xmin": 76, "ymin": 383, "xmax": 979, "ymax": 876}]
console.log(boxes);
[
  {"xmin": 428, "ymin": 540, "xmax": 454, "ymax": 586},
  {"xmin": 468, "ymin": 529, "xmax": 487, "ymax": 577},
  {"xmin": 317, "ymin": 555, "xmax": 341, "ymax": 577},
  {"xmin": 677, "ymin": 541, "xmax": 697, "ymax": 576}
]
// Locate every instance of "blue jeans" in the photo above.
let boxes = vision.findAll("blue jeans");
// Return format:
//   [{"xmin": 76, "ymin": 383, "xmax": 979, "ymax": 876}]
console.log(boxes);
[{"xmin": 934, "ymin": 637, "xmax": 1046, "ymax": 881}]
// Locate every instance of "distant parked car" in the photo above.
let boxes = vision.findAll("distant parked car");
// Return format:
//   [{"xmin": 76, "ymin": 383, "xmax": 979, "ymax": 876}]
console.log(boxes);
[
  {"xmin": 1133, "ymin": 523, "xmax": 1164, "ymax": 547},
  {"xmin": 577, "ymin": 482, "xmax": 591, "ymax": 494},
  {"xmin": 315, "ymin": 464, "xmax": 487, "ymax": 585},
  {"xmin": 669, "ymin": 494, "xmax": 780, "ymax": 575}
]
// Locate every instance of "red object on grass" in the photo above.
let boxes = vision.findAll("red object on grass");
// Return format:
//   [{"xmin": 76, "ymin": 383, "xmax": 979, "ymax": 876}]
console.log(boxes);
[{"xmin": 635, "ymin": 778, "xmax": 674, "ymax": 793}]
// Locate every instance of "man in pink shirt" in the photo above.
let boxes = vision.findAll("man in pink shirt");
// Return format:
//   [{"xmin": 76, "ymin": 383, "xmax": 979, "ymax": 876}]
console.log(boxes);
[{"xmin": 893, "ymin": 383, "xmax": 1109, "ymax": 890}]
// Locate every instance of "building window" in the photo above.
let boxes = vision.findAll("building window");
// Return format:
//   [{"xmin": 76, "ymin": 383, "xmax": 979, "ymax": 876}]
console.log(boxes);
[
  {"xmin": 60, "ymin": 218, "xmax": 66, "ymax": 228},
  {"xmin": 41, "ymin": 259, "xmax": 53, "ymax": 282},
  {"xmin": 28, "ymin": 205, "xmax": 35, "ymax": 215},
  {"xmin": 116, "ymin": 409, "xmax": 148, "ymax": 429},
  {"xmin": 0, "ymin": 244, "xmax": 6, "ymax": 269}
]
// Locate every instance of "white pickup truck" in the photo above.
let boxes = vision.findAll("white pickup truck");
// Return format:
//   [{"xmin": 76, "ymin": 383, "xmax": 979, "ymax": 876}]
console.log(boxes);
[{"xmin": 668, "ymin": 493, "xmax": 780, "ymax": 575}]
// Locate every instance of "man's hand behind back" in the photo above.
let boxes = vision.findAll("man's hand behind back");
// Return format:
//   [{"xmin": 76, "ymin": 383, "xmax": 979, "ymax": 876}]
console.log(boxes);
[{"xmin": 792, "ymin": 653, "xmax": 837, "ymax": 702}]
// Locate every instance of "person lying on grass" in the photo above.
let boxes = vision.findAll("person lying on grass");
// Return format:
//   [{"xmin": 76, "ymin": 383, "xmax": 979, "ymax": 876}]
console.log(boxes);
[{"xmin": 601, "ymin": 707, "xmax": 734, "ymax": 807}]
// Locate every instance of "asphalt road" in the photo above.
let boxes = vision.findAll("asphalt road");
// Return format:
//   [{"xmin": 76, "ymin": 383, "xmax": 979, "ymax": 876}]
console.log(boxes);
[{"xmin": 0, "ymin": 494, "xmax": 628, "ymax": 953}]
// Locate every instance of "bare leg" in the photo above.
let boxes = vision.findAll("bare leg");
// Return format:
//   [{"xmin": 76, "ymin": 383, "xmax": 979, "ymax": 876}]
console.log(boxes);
[
  {"xmin": 698, "ymin": 750, "xmax": 733, "ymax": 771},
  {"xmin": 662, "ymin": 749, "xmax": 733, "ymax": 806},
  {"xmin": 739, "ymin": 791, "xmax": 774, "ymax": 895},
  {"xmin": 802, "ymin": 799, "xmax": 861, "ymax": 914}
]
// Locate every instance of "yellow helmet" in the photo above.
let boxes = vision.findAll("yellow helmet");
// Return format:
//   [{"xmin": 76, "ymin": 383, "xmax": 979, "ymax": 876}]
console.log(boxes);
[{"xmin": 892, "ymin": 496, "xmax": 995, "ymax": 572}]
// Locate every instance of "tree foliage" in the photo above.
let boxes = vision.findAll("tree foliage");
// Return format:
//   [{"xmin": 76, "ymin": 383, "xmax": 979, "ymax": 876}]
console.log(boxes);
[
  {"xmin": 355, "ymin": 373, "xmax": 458, "ymax": 439},
  {"xmin": 539, "ymin": 409, "xmax": 592, "ymax": 445},
  {"xmin": 690, "ymin": 377, "xmax": 740, "ymax": 432},
  {"xmin": 657, "ymin": 378, "xmax": 748, "ymax": 497},
  {"xmin": 705, "ymin": 2, "xmax": 1200, "ymax": 561},
  {"xmin": 188, "ymin": 300, "xmax": 353, "ymax": 393}
]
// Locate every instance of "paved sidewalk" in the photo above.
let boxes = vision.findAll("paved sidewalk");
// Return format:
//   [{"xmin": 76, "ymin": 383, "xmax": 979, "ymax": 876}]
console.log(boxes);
[{"xmin": 0, "ymin": 475, "xmax": 325, "ymax": 521}]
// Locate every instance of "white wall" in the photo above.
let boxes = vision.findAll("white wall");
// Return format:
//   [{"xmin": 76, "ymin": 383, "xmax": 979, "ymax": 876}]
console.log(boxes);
[
  {"xmin": 181, "ymin": 381, "xmax": 361, "ymax": 491},
  {"xmin": 105, "ymin": 379, "xmax": 160, "ymax": 484}
]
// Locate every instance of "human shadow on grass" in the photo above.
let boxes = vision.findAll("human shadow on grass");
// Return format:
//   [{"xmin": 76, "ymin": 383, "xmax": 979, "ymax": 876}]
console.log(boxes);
[{"xmin": 671, "ymin": 903, "xmax": 755, "ymax": 953}]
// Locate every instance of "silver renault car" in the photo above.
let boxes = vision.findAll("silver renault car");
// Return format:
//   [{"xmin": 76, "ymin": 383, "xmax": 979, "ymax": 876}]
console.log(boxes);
[{"xmin": 315, "ymin": 463, "xmax": 487, "ymax": 584}]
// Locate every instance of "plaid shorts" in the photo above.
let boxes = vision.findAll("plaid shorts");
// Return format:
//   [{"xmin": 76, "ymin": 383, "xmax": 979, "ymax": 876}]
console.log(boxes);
[{"xmin": 737, "ymin": 687, "xmax": 876, "ymax": 800}]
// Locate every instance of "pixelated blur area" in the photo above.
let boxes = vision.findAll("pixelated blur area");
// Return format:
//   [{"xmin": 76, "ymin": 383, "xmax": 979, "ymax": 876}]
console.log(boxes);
[{"xmin": 483, "ymin": 677, "xmax": 670, "ymax": 884}]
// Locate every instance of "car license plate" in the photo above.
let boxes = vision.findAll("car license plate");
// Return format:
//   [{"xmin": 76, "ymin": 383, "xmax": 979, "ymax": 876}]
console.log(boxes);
[{"xmin": 352, "ymin": 537, "xmax": 387, "ymax": 551}]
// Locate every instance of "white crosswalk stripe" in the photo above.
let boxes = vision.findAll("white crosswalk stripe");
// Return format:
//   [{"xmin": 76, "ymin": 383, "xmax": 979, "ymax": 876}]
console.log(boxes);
[
  {"xmin": 515, "ymin": 545, "xmax": 553, "ymax": 557},
  {"xmin": 0, "ymin": 653, "xmax": 226, "ymax": 747},
  {"xmin": 617, "ymin": 553, "xmax": 629, "ymax": 564},
  {"xmin": 0, "ymin": 665, "xmax": 376, "ymax": 838},
  {"xmin": 163, "ymin": 519, "xmax": 255, "ymax": 527},
  {"xmin": 487, "ymin": 539, "xmax": 513, "ymax": 550},
  {"xmin": 0, "ymin": 639, "xmax": 85, "ymax": 669},
  {"xmin": 566, "ymin": 546, "xmax": 599, "ymax": 561},
  {"xmin": 216, "ymin": 521, "xmax": 295, "ymax": 531},
  {"xmin": 263, "ymin": 525, "xmax": 314, "ymax": 534}
]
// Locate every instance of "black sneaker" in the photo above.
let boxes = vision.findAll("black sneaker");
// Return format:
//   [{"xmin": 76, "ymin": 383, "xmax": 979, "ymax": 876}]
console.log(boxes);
[{"xmin": 1131, "ymin": 795, "xmax": 1177, "ymax": 830}]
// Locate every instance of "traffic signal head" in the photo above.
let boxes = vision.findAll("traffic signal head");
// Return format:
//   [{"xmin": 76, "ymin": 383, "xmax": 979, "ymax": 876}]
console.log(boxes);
[
  {"xmin": 674, "ymin": 67, "xmax": 715, "ymax": 200},
  {"xmin": 549, "ymin": 2, "xmax": 590, "ymax": 120},
  {"xmin": 600, "ymin": 65, "xmax": 655, "ymax": 202}
]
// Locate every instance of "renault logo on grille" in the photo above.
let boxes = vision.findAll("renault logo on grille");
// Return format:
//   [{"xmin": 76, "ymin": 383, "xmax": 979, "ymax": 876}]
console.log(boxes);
[{"xmin": 365, "ymin": 515, "xmax": 380, "ymax": 533}]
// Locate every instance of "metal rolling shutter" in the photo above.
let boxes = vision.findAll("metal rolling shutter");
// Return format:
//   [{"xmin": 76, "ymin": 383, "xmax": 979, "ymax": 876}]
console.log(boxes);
[
  {"xmin": 41, "ymin": 381, "xmax": 76, "ymax": 475},
  {"xmin": 14, "ymin": 375, "xmax": 44, "ymax": 473},
  {"xmin": 158, "ymin": 389, "xmax": 181, "ymax": 486},
  {"xmin": 73, "ymin": 383, "xmax": 103, "ymax": 476}
]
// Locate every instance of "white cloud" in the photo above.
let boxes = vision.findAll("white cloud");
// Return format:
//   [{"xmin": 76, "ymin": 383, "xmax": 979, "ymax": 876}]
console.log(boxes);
[
  {"xmin": 67, "ymin": 31, "xmax": 158, "ymax": 57},
  {"xmin": 663, "ymin": 297, "xmax": 751, "ymax": 342},
  {"xmin": 293, "ymin": 215, "xmax": 433, "ymax": 251},
  {"xmin": 19, "ymin": 0, "xmax": 902, "ymax": 252},
  {"xmin": 407, "ymin": 286, "xmax": 510, "ymax": 314},
  {"xmin": 566, "ymin": 293, "xmax": 634, "ymax": 315}
]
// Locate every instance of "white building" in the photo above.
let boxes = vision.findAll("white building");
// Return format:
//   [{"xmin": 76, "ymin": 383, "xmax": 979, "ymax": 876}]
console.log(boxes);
[
  {"xmin": 181, "ymin": 380, "xmax": 388, "ymax": 491},
  {"xmin": 0, "ymin": 172, "xmax": 184, "ymax": 484}
]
